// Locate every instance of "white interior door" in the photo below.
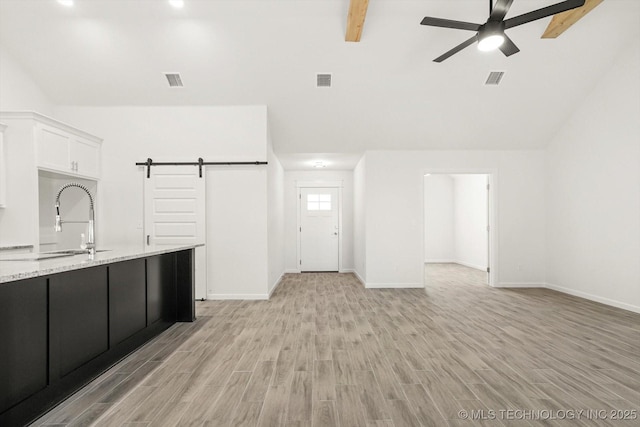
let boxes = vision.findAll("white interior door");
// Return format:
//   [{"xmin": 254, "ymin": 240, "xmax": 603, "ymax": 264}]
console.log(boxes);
[
  {"xmin": 144, "ymin": 166, "xmax": 207, "ymax": 300},
  {"xmin": 299, "ymin": 187, "xmax": 339, "ymax": 271}
]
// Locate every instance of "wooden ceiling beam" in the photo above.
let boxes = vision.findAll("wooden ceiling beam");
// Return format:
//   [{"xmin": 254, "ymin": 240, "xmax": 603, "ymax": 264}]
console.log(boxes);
[
  {"xmin": 541, "ymin": 0, "xmax": 603, "ymax": 39},
  {"xmin": 345, "ymin": 0, "xmax": 370, "ymax": 42}
]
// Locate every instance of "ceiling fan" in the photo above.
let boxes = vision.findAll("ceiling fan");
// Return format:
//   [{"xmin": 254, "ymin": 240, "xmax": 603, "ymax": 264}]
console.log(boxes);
[{"xmin": 420, "ymin": 0, "xmax": 586, "ymax": 62}]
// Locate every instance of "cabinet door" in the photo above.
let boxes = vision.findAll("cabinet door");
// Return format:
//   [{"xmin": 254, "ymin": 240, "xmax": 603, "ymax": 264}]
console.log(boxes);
[
  {"xmin": 70, "ymin": 137, "xmax": 100, "ymax": 179},
  {"xmin": 109, "ymin": 259, "xmax": 147, "ymax": 346},
  {"xmin": 147, "ymin": 253, "xmax": 177, "ymax": 325},
  {"xmin": 49, "ymin": 267, "xmax": 108, "ymax": 380},
  {"xmin": 0, "ymin": 278, "xmax": 47, "ymax": 414},
  {"xmin": 36, "ymin": 124, "xmax": 72, "ymax": 173}
]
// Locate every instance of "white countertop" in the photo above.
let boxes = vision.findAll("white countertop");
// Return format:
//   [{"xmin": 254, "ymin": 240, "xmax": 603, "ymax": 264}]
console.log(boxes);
[
  {"xmin": 0, "ymin": 244, "xmax": 34, "ymax": 251},
  {"xmin": 0, "ymin": 244, "xmax": 202, "ymax": 283}
]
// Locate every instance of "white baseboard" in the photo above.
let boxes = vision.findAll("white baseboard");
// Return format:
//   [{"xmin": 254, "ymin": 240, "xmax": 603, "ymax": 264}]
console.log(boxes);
[
  {"xmin": 424, "ymin": 259, "xmax": 456, "ymax": 264},
  {"xmin": 424, "ymin": 260, "xmax": 487, "ymax": 271},
  {"xmin": 284, "ymin": 269, "xmax": 354, "ymax": 274},
  {"xmin": 268, "ymin": 271, "xmax": 285, "ymax": 298},
  {"xmin": 352, "ymin": 270, "xmax": 424, "ymax": 289},
  {"xmin": 207, "ymin": 293, "xmax": 269, "ymax": 300},
  {"xmin": 353, "ymin": 270, "xmax": 366, "ymax": 286},
  {"xmin": 545, "ymin": 282, "xmax": 640, "ymax": 314},
  {"xmin": 365, "ymin": 282, "xmax": 424, "ymax": 289},
  {"xmin": 495, "ymin": 282, "xmax": 545, "ymax": 288},
  {"xmin": 454, "ymin": 260, "xmax": 487, "ymax": 271}
]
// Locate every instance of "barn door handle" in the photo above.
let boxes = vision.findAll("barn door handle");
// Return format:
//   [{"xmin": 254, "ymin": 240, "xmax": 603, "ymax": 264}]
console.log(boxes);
[{"xmin": 146, "ymin": 235, "xmax": 150, "ymax": 245}]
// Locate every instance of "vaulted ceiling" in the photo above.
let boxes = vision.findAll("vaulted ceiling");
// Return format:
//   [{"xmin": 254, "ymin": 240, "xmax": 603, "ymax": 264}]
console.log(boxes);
[{"xmin": 0, "ymin": 0, "xmax": 638, "ymax": 158}]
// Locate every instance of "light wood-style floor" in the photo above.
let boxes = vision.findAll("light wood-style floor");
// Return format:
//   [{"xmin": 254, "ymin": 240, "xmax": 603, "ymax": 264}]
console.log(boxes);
[{"xmin": 34, "ymin": 264, "xmax": 640, "ymax": 426}]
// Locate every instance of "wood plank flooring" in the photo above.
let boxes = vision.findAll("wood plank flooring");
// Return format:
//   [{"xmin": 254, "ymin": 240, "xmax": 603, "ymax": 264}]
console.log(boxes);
[{"xmin": 33, "ymin": 264, "xmax": 640, "ymax": 426}]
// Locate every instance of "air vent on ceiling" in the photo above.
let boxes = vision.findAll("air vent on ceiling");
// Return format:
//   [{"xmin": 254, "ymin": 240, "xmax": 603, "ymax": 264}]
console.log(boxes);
[
  {"xmin": 485, "ymin": 71, "xmax": 505, "ymax": 86},
  {"xmin": 317, "ymin": 73, "xmax": 332, "ymax": 88},
  {"xmin": 164, "ymin": 73, "xmax": 184, "ymax": 88}
]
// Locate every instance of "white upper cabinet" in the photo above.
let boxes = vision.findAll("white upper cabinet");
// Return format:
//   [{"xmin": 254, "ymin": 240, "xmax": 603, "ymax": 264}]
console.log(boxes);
[
  {"xmin": 69, "ymin": 136, "xmax": 100, "ymax": 178},
  {"xmin": 0, "ymin": 112, "xmax": 102, "ymax": 180},
  {"xmin": 36, "ymin": 123, "xmax": 71, "ymax": 173},
  {"xmin": 35, "ymin": 121, "xmax": 101, "ymax": 179}
]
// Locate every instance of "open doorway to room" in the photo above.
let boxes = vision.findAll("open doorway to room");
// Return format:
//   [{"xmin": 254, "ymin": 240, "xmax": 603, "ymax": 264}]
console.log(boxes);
[{"xmin": 423, "ymin": 173, "xmax": 493, "ymax": 287}]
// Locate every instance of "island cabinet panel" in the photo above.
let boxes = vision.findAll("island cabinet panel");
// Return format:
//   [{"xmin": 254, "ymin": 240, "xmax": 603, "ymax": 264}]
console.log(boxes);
[
  {"xmin": 109, "ymin": 259, "xmax": 147, "ymax": 346},
  {"xmin": 49, "ymin": 266, "xmax": 108, "ymax": 380},
  {"xmin": 0, "ymin": 248, "xmax": 195, "ymax": 427},
  {"xmin": 176, "ymin": 249, "xmax": 195, "ymax": 321},
  {"xmin": 147, "ymin": 253, "xmax": 177, "ymax": 325},
  {"xmin": 0, "ymin": 278, "xmax": 48, "ymax": 414}
]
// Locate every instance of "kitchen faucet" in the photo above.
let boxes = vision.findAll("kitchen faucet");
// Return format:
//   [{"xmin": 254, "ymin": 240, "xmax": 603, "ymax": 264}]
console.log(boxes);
[{"xmin": 55, "ymin": 183, "xmax": 96, "ymax": 256}]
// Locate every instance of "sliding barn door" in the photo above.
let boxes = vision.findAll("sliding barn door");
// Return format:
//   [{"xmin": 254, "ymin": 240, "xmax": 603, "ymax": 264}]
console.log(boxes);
[{"xmin": 144, "ymin": 166, "xmax": 206, "ymax": 300}]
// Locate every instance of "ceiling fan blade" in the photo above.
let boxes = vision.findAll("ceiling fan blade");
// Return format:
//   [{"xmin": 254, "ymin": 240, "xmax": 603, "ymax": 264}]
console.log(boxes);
[
  {"xmin": 421, "ymin": 16, "xmax": 481, "ymax": 32},
  {"xmin": 433, "ymin": 35, "xmax": 478, "ymax": 62},
  {"xmin": 504, "ymin": 0, "xmax": 585, "ymax": 29},
  {"xmin": 499, "ymin": 34, "xmax": 520, "ymax": 56},
  {"xmin": 489, "ymin": 0, "xmax": 514, "ymax": 21}
]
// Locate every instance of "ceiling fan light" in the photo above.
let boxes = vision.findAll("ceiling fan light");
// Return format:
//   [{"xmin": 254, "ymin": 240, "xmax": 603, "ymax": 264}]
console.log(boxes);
[{"xmin": 478, "ymin": 34, "xmax": 505, "ymax": 52}]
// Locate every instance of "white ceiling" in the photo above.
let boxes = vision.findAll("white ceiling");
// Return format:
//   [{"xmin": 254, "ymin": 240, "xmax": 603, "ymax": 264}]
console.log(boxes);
[
  {"xmin": 277, "ymin": 152, "xmax": 364, "ymax": 170},
  {"xmin": 1, "ymin": 0, "xmax": 638, "ymax": 166}
]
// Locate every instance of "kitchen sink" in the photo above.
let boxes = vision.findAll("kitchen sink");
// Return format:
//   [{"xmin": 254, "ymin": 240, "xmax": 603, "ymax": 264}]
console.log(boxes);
[
  {"xmin": 0, "ymin": 252, "xmax": 76, "ymax": 261},
  {"xmin": 0, "ymin": 249, "xmax": 111, "ymax": 261},
  {"xmin": 48, "ymin": 249, "xmax": 111, "ymax": 255}
]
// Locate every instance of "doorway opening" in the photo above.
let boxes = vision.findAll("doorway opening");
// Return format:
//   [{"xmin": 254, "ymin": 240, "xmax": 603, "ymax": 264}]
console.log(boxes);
[{"xmin": 423, "ymin": 172, "xmax": 495, "ymax": 287}]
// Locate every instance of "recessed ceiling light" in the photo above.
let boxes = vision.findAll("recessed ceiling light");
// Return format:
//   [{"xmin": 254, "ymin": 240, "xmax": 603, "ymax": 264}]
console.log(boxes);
[
  {"xmin": 57, "ymin": 0, "xmax": 74, "ymax": 7},
  {"xmin": 169, "ymin": 0, "xmax": 185, "ymax": 8},
  {"xmin": 313, "ymin": 161, "xmax": 327, "ymax": 168}
]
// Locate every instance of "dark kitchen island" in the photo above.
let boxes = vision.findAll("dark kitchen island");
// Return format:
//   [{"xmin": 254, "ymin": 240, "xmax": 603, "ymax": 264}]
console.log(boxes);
[{"xmin": 0, "ymin": 244, "xmax": 198, "ymax": 427}]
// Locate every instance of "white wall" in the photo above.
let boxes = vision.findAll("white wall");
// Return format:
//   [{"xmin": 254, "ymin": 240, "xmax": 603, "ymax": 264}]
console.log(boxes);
[
  {"xmin": 423, "ymin": 174, "xmax": 454, "ymax": 262},
  {"xmin": 452, "ymin": 174, "xmax": 488, "ymax": 271},
  {"xmin": 207, "ymin": 166, "xmax": 268, "ymax": 298},
  {"xmin": 0, "ymin": 46, "xmax": 53, "ymax": 115},
  {"xmin": 0, "ymin": 46, "xmax": 54, "ymax": 248},
  {"xmin": 363, "ymin": 150, "xmax": 545, "ymax": 288},
  {"xmin": 54, "ymin": 105, "xmax": 272, "ymax": 299},
  {"xmin": 283, "ymin": 169, "xmax": 354, "ymax": 272},
  {"xmin": 0, "ymin": 119, "xmax": 39, "ymax": 247},
  {"xmin": 353, "ymin": 155, "xmax": 366, "ymax": 283},
  {"xmin": 267, "ymin": 132, "xmax": 285, "ymax": 295},
  {"xmin": 545, "ymin": 40, "xmax": 640, "ymax": 313}
]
